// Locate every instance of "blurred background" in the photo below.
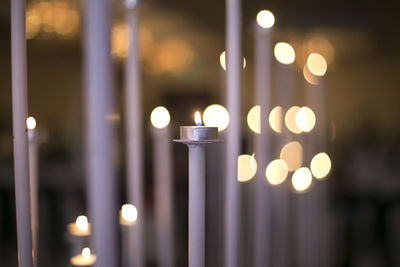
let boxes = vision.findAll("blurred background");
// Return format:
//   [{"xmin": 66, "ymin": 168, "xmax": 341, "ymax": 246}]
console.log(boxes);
[{"xmin": 1, "ymin": 0, "xmax": 400, "ymax": 266}]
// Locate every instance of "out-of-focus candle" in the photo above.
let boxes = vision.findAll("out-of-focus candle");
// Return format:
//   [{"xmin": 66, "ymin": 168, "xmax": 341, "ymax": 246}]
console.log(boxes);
[
  {"xmin": 70, "ymin": 247, "xmax": 97, "ymax": 266},
  {"xmin": 120, "ymin": 204, "xmax": 138, "ymax": 226},
  {"xmin": 67, "ymin": 215, "xmax": 91, "ymax": 236}
]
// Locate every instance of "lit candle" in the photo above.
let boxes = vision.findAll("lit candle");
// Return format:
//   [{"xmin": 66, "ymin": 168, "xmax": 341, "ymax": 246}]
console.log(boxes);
[
  {"xmin": 151, "ymin": 107, "xmax": 174, "ymax": 267},
  {"xmin": 27, "ymin": 116, "xmax": 39, "ymax": 266},
  {"xmin": 253, "ymin": 10, "xmax": 274, "ymax": 267},
  {"xmin": 174, "ymin": 112, "xmax": 222, "ymax": 267},
  {"xmin": 11, "ymin": 0, "xmax": 34, "ymax": 265},
  {"xmin": 120, "ymin": 204, "xmax": 138, "ymax": 267},
  {"xmin": 68, "ymin": 215, "xmax": 91, "ymax": 237},
  {"xmin": 70, "ymin": 247, "xmax": 97, "ymax": 266},
  {"xmin": 123, "ymin": 0, "xmax": 144, "ymax": 266}
]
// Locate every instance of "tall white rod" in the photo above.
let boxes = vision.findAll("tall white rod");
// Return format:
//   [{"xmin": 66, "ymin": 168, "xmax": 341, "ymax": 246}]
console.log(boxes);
[
  {"xmin": 124, "ymin": 2, "xmax": 144, "ymax": 267},
  {"xmin": 28, "ymin": 129, "xmax": 39, "ymax": 267},
  {"xmin": 153, "ymin": 127, "xmax": 174, "ymax": 267},
  {"xmin": 188, "ymin": 145, "xmax": 206, "ymax": 267},
  {"xmin": 224, "ymin": 0, "xmax": 241, "ymax": 266},
  {"xmin": 253, "ymin": 24, "xmax": 272, "ymax": 267},
  {"xmin": 84, "ymin": 0, "xmax": 118, "ymax": 266},
  {"xmin": 11, "ymin": 0, "xmax": 34, "ymax": 266}
]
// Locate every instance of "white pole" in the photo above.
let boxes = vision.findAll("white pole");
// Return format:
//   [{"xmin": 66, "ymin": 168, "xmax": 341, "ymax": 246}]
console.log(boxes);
[
  {"xmin": 225, "ymin": 0, "xmax": 241, "ymax": 266},
  {"xmin": 153, "ymin": 126, "xmax": 174, "ymax": 267},
  {"xmin": 124, "ymin": 1, "xmax": 144, "ymax": 266},
  {"xmin": 11, "ymin": 0, "xmax": 34, "ymax": 265},
  {"xmin": 84, "ymin": 0, "xmax": 118, "ymax": 266},
  {"xmin": 253, "ymin": 21, "xmax": 273, "ymax": 267}
]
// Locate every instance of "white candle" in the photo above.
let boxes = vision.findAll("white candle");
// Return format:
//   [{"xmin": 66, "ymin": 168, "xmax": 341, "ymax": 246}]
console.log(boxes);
[
  {"xmin": 253, "ymin": 10, "xmax": 274, "ymax": 267},
  {"xmin": 70, "ymin": 247, "xmax": 97, "ymax": 266},
  {"xmin": 124, "ymin": 1, "xmax": 144, "ymax": 266},
  {"xmin": 175, "ymin": 112, "xmax": 221, "ymax": 267},
  {"xmin": 151, "ymin": 107, "xmax": 174, "ymax": 267},
  {"xmin": 224, "ymin": 0, "xmax": 242, "ymax": 266},
  {"xmin": 83, "ymin": 0, "xmax": 118, "ymax": 265},
  {"xmin": 11, "ymin": 0, "xmax": 34, "ymax": 265}
]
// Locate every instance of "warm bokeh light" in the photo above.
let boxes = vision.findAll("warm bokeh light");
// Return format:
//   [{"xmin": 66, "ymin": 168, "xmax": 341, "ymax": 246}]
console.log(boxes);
[
  {"xmin": 265, "ymin": 159, "xmax": 288, "ymax": 185},
  {"xmin": 307, "ymin": 53, "xmax": 327, "ymax": 76},
  {"xmin": 124, "ymin": 0, "xmax": 137, "ymax": 9},
  {"xmin": 26, "ymin": 8, "xmax": 41, "ymax": 39},
  {"xmin": 76, "ymin": 215, "xmax": 88, "ymax": 232},
  {"xmin": 111, "ymin": 23, "xmax": 131, "ymax": 59},
  {"xmin": 285, "ymin": 106, "xmax": 302, "ymax": 134},
  {"xmin": 26, "ymin": 117, "xmax": 36, "ymax": 130},
  {"xmin": 121, "ymin": 204, "xmax": 138, "ymax": 223},
  {"xmin": 82, "ymin": 247, "xmax": 91, "ymax": 259},
  {"xmin": 305, "ymin": 37, "xmax": 335, "ymax": 65},
  {"xmin": 310, "ymin": 152, "xmax": 332, "ymax": 179},
  {"xmin": 269, "ymin": 106, "xmax": 282, "ymax": 133},
  {"xmin": 292, "ymin": 167, "xmax": 312, "ymax": 192},
  {"xmin": 203, "ymin": 104, "xmax": 230, "ymax": 132},
  {"xmin": 295, "ymin": 106, "xmax": 316, "ymax": 132},
  {"xmin": 237, "ymin": 154, "xmax": 257, "ymax": 182},
  {"xmin": 280, "ymin": 141, "xmax": 303, "ymax": 171},
  {"xmin": 150, "ymin": 106, "xmax": 170, "ymax": 129},
  {"xmin": 274, "ymin": 42, "xmax": 295, "ymax": 64},
  {"xmin": 256, "ymin": 10, "xmax": 275, "ymax": 29},
  {"xmin": 195, "ymin": 111, "xmax": 202, "ymax": 126},
  {"xmin": 219, "ymin": 51, "xmax": 246, "ymax": 71},
  {"xmin": 303, "ymin": 64, "xmax": 319, "ymax": 85},
  {"xmin": 247, "ymin": 105, "xmax": 261, "ymax": 134}
]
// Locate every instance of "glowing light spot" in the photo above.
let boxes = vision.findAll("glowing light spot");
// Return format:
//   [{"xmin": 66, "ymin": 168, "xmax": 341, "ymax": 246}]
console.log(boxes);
[
  {"xmin": 219, "ymin": 51, "xmax": 246, "ymax": 71},
  {"xmin": 238, "ymin": 154, "xmax": 257, "ymax": 182},
  {"xmin": 111, "ymin": 23, "xmax": 131, "ymax": 59},
  {"xmin": 295, "ymin": 106, "xmax": 316, "ymax": 132},
  {"xmin": 76, "ymin": 215, "xmax": 88, "ymax": 232},
  {"xmin": 26, "ymin": 8, "xmax": 41, "ymax": 39},
  {"xmin": 292, "ymin": 167, "xmax": 312, "ymax": 192},
  {"xmin": 121, "ymin": 204, "xmax": 138, "ymax": 223},
  {"xmin": 194, "ymin": 111, "xmax": 202, "ymax": 126},
  {"xmin": 307, "ymin": 53, "xmax": 327, "ymax": 76},
  {"xmin": 310, "ymin": 152, "xmax": 331, "ymax": 179},
  {"xmin": 150, "ymin": 106, "xmax": 170, "ymax": 129},
  {"xmin": 82, "ymin": 247, "xmax": 91, "ymax": 259},
  {"xmin": 203, "ymin": 104, "xmax": 230, "ymax": 132},
  {"xmin": 247, "ymin": 105, "xmax": 261, "ymax": 134},
  {"xmin": 303, "ymin": 64, "xmax": 319, "ymax": 85},
  {"xmin": 285, "ymin": 106, "xmax": 302, "ymax": 134},
  {"xmin": 280, "ymin": 141, "xmax": 303, "ymax": 171},
  {"xmin": 269, "ymin": 106, "xmax": 282, "ymax": 133},
  {"xmin": 265, "ymin": 159, "xmax": 288, "ymax": 185},
  {"xmin": 26, "ymin": 117, "xmax": 36, "ymax": 130},
  {"xmin": 274, "ymin": 42, "xmax": 295, "ymax": 64},
  {"xmin": 256, "ymin": 10, "xmax": 275, "ymax": 29}
]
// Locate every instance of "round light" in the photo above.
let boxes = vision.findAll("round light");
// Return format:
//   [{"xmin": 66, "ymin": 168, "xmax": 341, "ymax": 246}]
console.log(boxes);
[
  {"xmin": 219, "ymin": 51, "xmax": 246, "ymax": 71},
  {"xmin": 274, "ymin": 42, "xmax": 295, "ymax": 64},
  {"xmin": 307, "ymin": 53, "xmax": 327, "ymax": 76},
  {"xmin": 303, "ymin": 64, "xmax": 319, "ymax": 85},
  {"xmin": 292, "ymin": 167, "xmax": 312, "ymax": 192},
  {"xmin": 121, "ymin": 204, "xmax": 138, "ymax": 223},
  {"xmin": 295, "ymin": 106, "xmax": 316, "ymax": 132},
  {"xmin": 285, "ymin": 106, "xmax": 302, "ymax": 134},
  {"xmin": 256, "ymin": 10, "xmax": 275, "ymax": 29},
  {"xmin": 150, "ymin": 106, "xmax": 170, "ymax": 129},
  {"xmin": 247, "ymin": 105, "xmax": 261, "ymax": 134},
  {"xmin": 265, "ymin": 159, "xmax": 288, "ymax": 185},
  {"xmin": 82, "ymin": 247, "xmax": 91, "ymax": 259},
  {"xmin": 203, "ymin": 104, "xmax": 230, "ymax": 132},
  {"xmin": 76, "ymin": 215, "xmax": 88, "ymax": 231},
  {"xmin": 280, "ymin": 141, "xmax": 303, "ymax": 171},
  {"xmin": 26, "ymin": 116, "xmax": 36, "ymax": 130},
  {"xmin": 238, "ymin": 154, "xmax": 257, "ymax": 182},
  {"xmin": 269, "ymin": 106, "xmax": 282, "ymax": 133},
  {"xmin": 310, "ymin": 152, "xmax": 331, "ymax": 179}
]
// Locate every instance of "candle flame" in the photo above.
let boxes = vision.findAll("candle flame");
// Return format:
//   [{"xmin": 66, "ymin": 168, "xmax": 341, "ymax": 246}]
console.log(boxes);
[
  {"xmin": 76, "ymin": 215, "xmax": 88, "ymax": 231},
  {"xmin": 121, "ymin": 204, "xmax": 138, "ymax": 223},
  {"xmin": 82, "ymin": 247, "xmax": 91, "ymax": 259},
  {"xmin": 26, "ymin": 117, "xmax": 36, "ymax": 130},
  {"xmin": 194, "ymin": 111, "xmax": 202, "ymax": 126}
]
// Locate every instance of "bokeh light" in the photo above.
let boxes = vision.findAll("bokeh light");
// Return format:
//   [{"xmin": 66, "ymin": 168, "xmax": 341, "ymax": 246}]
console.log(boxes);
[
  {"xmin": 150, "ymin": 106, "xmax": 170, "ymax": 129},
  {"xmin": 247, "ymin": 105, "xmax": 260, "ymax": 134},
  {"xmin": 274, "ymin": 42, "xmax": 295, "ymax": 64},
  {"xmin": 292, "ymin": 167, "xmax": 312, "ymax": 192},
  {"xmin": 238, "ymin": 154, "xmax": 257, "ymax": 182},
  {"xmin": 307, "ymin": 53, "xmax": 327, "ymax": 76},
  {"xmin": 295, "ymin": 106, "xmax": 316, "ymax": 132},
  {"xmin": 310, "ymin": 152, "xmax": 331, "ymax": 179},
  {"xmin": 265, "ymin": 159, "xmax": 288, "ymax": 185},
  {"xmin": 256, "ymin": 10, "xmax": 275, "ymax": 29},
  {"xmin": 76, "ymin": 215, "xmax": 88, "ymax": 232},
  {"xmin": 219, "ymin": 51, "xmax": 246, "ymax": 71},
  {"xmin": 203, "ymin": 104, "xmax": 230, "ymax": 132},
  {"xmin": 111, "ymin": 23, "xmax": 131, "ymax": 59},
  {"xmin": 280, "ymin": 141, "xmax": 303, "ymax": 171},
  {"xmin": 82, "ymin": 247, "xmax": 91, "ymax": 259},
  {"xmin": 121, "ymin": 204, "xmax": 138, "ymax": 223},
  {"xmin": 269, "ymin": 106, "xmax": 282, "ymax": 133},
  {"xmin": 285, "ymin": 106, "xmax": 302, "ymax": 134},
  {"xmin": 303, "ymin": 64, "xmax": 319, "ymax": 85},
  {"xmin": 26, "ymin": 117, "xmax": 36, "ymax": 130}
]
